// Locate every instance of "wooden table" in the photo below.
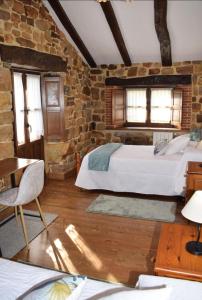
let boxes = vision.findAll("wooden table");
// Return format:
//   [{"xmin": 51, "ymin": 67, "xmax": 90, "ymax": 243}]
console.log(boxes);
[
  {"xmin": 154, "ymin": 223, "xmax": 202, "ymax": 282},
  {"xmin": 0, "ymin": 157, "xmax": 38, "ymax": 187},
  {"xmin": 186, "ymin": 161, "xmax": 202, "ymax": 201}
]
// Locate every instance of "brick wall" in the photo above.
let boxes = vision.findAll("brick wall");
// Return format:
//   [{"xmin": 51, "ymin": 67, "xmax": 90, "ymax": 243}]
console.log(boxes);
[{"xmin": 180, "ymin": 85, "xmax": 192, "ymax": 130}]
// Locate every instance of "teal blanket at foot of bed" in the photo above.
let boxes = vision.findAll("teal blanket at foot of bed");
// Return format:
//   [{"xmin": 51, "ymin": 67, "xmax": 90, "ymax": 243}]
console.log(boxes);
[{"xmin": 88, "ymin": 143, "xmax": 122, "ymax": 171}]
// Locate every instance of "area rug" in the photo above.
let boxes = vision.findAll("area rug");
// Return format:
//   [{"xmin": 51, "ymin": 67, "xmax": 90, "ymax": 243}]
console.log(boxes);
[
  {"xmin": 87, "ymin": 194, "xmax": 177, "ymax": 223},
  {"xmin": 0, "ymin": 210, "xmax": 57, "ymax": 258}
]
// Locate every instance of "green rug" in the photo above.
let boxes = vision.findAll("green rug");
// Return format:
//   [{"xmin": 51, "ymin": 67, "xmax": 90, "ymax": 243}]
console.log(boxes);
[{"xmin": 87, "ymin": 194, "xmax": 177, "ymax": 222}]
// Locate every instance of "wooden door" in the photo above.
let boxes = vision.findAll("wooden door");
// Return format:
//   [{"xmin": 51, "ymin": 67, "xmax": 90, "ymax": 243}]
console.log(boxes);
[{"xmin": 12, "ymin": 71, "xmax": 44, "ymax": 160}]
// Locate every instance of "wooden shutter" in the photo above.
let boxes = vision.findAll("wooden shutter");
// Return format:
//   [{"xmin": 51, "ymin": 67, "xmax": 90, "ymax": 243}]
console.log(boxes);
[
  {"xmin": 42, "ymin": 76, "xmax": 65, "ymax": 141},
  {"xmin": 112, "ymin": 89, "xmax": 125, "ymax": 127},
  {"xmin": 171, "ymin": 88, "xmax": 182, "ymax": 129}
]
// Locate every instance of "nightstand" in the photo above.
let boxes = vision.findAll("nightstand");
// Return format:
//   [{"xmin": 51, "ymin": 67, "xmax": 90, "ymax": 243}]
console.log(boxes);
[
  {"xmin": 154, "ymin": 224, "xmax": 202, "ymax": 282},
  {"xmin": 186, "ymin": 161, "xmax": 202, "ymax": 201}
]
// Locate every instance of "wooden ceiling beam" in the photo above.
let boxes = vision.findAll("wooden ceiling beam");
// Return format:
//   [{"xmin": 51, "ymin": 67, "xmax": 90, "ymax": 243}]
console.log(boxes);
[
  {"xmin": 0, "ymin": 44, "xmax": 67, "ymax": 72},
  {"xmin": 47, "ymin": 0, "xmax": 97, "ymax": 68},
  {"xmin": 154, "ymin": 0, "xmax": 172, "ymax": 66},
  {"xmin": 106, "ymin": 75, "xmax": 191, "ymax": 86},
  {"xmin": 100, "ymin": 2, "xmax": 132, "ymax": 66}
]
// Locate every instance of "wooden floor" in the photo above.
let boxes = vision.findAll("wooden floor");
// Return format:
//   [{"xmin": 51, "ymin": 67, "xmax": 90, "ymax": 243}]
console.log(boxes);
[{"xmin": 13, "ymin": 176, "xmax": 186, "ymax": 286}]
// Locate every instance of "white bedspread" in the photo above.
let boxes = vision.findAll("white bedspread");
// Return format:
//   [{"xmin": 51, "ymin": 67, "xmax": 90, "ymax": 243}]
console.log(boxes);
[
  {"xmin": 75, "ymin": 145, "xmax": 202, "ymax": 196},
  {"xmin": 0, "ymin": 258, "xmax": 63, "ymax": 300}
]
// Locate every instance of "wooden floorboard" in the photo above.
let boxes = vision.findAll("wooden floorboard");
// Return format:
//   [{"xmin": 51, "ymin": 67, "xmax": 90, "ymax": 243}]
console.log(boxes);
[{"xmin": 11, "ymin": 176, "xmax": 186, "ymax": 285}]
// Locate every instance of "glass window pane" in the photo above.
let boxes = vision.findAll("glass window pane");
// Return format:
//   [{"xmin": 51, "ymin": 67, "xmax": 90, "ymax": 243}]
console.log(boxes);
[
  {"xmin": 26, "ymin": 74, "xmax": 44, "ymax": 142},
  {"xmin": 126, "ymin": 89, "xmax": 147, "ymax": 122},
  {"xmin": 151, "ymin": 108, "xmax": 172, "ymax": 123},
  {"xmin": 127, "ymin": 108, "xmax": 147, "ymax": 122},
  {"xmin": 127, "ymin": 89, "xmax": 147, "ymax": 107},
  {"xmin": 13, "ymin": 73, "xmax": 25, "ymax": 145},
  {"xmin": 151, "ymin": 88, "xmax": 172, "ymax": 107},
  {"xmin": 151, "ymin": 88, "xmax": 172, "ymax": 123}
]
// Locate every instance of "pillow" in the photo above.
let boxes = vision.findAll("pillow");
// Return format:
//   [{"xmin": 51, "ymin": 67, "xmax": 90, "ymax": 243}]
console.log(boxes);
[
  {"xmin": 23, "ymin": 275, "xmax": 87, "ymax": 300},
  {"xmin": 197, "ymin": 140, "xmax": 202, "ymax": 150},
  {"xmin": 95, "ymin": 286, "xmax": 171, "ymax": 300},
  {"xmin": 137, "ymin": 274, "xmax": 202, "ymax": 300},
  {"xmin": 154, "ymin": 140, "xmax": 168, "ymax": 155},
  {"xmin": 157, "ymin": 134, "xmax": 190, "ymax": 156},
  {"xmin": 190, "ymin": 128, "xmax": 202, "ymax": 141},
  {"xmin": 187, "ymin": 141, "xmax": 199, "ymax": 148}
]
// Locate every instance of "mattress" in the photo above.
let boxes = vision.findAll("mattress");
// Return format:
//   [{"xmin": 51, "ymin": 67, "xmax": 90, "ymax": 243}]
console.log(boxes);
[{"xmin": 75, "ymin": 145, "xmax": 182, "ymax": 196}]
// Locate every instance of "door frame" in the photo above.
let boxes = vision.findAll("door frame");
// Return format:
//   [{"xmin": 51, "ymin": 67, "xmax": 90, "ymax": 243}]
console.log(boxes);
[{"xmin": 11, "ymin": 68, "xmax": 44, "ymax": 159}]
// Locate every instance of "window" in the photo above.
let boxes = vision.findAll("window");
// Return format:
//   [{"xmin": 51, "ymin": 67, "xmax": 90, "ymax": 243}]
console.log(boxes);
[
  {"xmin": 126, "ymin": 89, "xmax": 147, "ymax": 123},
  {"xmin": 107, "ymin": 80, "xmax": 191, "ymax": 131},
  {"xmin": 13, "ymin": 71, "xmax": 44, "ymax": 146},
  {"xmin": 125, "ymin": 87, "xmax": 182, "ymax": 128}
]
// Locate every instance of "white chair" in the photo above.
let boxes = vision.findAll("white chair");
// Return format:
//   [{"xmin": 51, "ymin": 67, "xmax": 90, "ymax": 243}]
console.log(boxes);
[{"xmin": 0, "ymin": 160, "xmax": 47, "ymax": 250}]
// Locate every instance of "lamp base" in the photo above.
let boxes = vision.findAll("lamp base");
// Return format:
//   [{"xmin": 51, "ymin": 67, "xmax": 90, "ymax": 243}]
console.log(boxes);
[{"xmin": 186, "ymin": 241, "xmax": 202, "ymax": 255}]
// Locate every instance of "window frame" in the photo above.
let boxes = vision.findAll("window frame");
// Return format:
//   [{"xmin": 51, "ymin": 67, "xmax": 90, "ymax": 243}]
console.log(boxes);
[
  {"xmin": 125, "ymin": 85, "xmax": 178, "ymax": 128},
  {"xmin": 11, "ymin": 68, "xmax": 43, "ymax": 149}
]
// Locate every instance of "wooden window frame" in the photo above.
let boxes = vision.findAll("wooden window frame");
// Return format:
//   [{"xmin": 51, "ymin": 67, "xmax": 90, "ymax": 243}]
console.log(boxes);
[
  {"xmin": 11, "ymin": 68, "xmax": 42, "ymax": 151},
  {"xmin": 125, "ymin": 86, "xmax": 180, "ymax": 128}
]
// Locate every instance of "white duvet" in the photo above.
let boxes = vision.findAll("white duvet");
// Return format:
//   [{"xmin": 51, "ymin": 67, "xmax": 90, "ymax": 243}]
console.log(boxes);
[{"xmin": 75, "ymin": 145, "xmax": 202, "ymax": 196}]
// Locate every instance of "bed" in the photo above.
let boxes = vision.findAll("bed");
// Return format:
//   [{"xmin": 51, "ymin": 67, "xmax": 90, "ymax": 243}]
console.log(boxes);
[
  {"xmin": 1, "ymin": 258, "xmax": 202, "ymax": 300},
  {"xmin": 75, "ymin": 135, "xmax": 202, "ymax": 196}
]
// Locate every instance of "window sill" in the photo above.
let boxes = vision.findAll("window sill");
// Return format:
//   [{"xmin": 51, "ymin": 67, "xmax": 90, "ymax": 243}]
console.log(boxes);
[{"xmin": 105, "ymin": 127, "xmax": 184, "ymax": 132}]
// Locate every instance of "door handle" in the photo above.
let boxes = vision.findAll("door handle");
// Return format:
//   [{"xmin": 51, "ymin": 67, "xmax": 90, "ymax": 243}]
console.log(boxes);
[{"xmin": 26, "ymin": 123, "xmax": 32, "ymax": 132}]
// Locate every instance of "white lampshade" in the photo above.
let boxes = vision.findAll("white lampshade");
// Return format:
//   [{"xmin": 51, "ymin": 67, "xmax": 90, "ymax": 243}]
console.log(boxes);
[{"xmin": 182, "ymin": 191, "xmax": 202, "ymax": 223}]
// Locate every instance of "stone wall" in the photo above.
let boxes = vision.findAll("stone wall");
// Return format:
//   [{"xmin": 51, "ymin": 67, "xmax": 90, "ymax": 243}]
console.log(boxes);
[
  {"xmin": 90, "ymin": 62, "xmax": 202, "ymax": 145},
  {"xmin": 0, "ymin": 1, "xmax": 202, "ymax": 178},
  {"xmin": 0, "ymin": 0, "xmax": 93, "ymax": 179},
  {"xmin": 0, "ymin": 63, "xmax": 13, "ymax": 190}
]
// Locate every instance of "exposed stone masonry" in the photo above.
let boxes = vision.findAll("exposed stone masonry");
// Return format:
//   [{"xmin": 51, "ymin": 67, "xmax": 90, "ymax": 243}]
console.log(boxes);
[
  {"xmin": 0, "ymin": 0, "xmax": 93, "ymax": 179},
  {"xmin": 0, "ymin": 0, "xmax": 202, "ymax": 179}
]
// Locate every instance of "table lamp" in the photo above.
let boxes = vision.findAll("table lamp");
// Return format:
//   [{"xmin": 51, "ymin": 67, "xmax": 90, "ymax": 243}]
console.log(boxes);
[{"xmin": 181, "ymin": 190, "xmax": 202, "ymax": 255}]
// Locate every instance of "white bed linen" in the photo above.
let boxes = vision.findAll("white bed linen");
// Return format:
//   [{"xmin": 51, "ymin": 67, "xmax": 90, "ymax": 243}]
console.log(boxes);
[
  {"xmin": 0, "ymin": 258, "xmax": 64, "ymax": 300},
  {"xmin": 75, "ymin": 145, "xmax": 202, "ymax": 196},
  {"xmin": 79, "ymin": 279, "xmax": 125, "ymax": 300},
  {"xmin": 137, "ymin": 274, "xmax": 202, "ymax": 300}
]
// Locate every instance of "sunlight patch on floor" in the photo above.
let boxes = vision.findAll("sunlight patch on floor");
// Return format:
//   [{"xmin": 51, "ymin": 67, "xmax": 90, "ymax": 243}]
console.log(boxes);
[
  {"xmin": 66, "ymin": 224, "xmax": 102, "ymax": 271},
  {"xmin": 65, "ymin": 224, "xmax": 117, "ymax": 281},
  {"xmin": 46, "ymin": 238, "xmax": 78, "ymax": 274}
]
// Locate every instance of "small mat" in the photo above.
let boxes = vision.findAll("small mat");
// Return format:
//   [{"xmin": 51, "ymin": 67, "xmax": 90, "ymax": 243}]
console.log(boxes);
[
  {"xmin": 87, "ymin": 194, "xmax": 177, "ymax": 222},
  {"xmin": 0, "ymin": 210, "xmax": 57, "ymax": 258}
]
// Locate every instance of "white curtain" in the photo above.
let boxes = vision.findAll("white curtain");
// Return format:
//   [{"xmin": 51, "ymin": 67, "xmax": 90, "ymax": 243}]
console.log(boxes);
[
  {"xmin": 151, "ymin": 88, "xmax": 172, "ymax": 123},
  {"xmin": 13, "ymin": 73, "xmax": 25, "ymax": 145},
  {"xmin": 126, "ymin": 89, "xmax": 147, "ymax": 122},
  {"xmin": 26, "ymin": 74, "xmax": 44, "ymax": 142}
]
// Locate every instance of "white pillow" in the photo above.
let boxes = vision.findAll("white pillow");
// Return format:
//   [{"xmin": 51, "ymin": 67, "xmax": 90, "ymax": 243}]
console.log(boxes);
[
  {"xmin": 138, "ymin": 274, "xmax": 202, "ymax": 300},
  {"xmin": 93, "ymin": 286, "xmax": 171, "ymax": 300},
  {"xmin": 157, "ymin": 134, "xmax": 190, "ymax": 155},
  {"xmin": 197, "ymin": 140, "xmax": 202, "ymax": 150},
  {"xmin": 154, "ymin": 140, "xmax": 168, "ymax": 155}
]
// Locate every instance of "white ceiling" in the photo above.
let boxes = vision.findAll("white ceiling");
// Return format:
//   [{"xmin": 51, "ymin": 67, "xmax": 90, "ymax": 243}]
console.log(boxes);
[{"xmin": 43, "ymin": 0, "xmax": 202, "ymax": 66}]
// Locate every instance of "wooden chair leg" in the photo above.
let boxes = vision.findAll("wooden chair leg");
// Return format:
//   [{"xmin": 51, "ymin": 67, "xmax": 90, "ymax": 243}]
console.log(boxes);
[
  {"xmin": 14, "ymin": 206, "xmax": 19, "ymax": 225},
  {"xmin": 35, "ymin": 198, "xmax": 48, "ymax": 230},
  {"xmin": 19, "ymin": 205, "xmax": 29, "ymax": 250}
]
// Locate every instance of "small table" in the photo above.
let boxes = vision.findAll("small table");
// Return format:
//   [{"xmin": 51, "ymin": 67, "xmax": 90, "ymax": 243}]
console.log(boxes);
[
  {"xmin": 0, "ymin": 157, "xmax": 38, "ymax": 187},
  {"xmin": 186, "ymin": 161, "xmax": 202, "ymax": 201},
  {"xmin": 154, "ymin": 223, "xmax": 202, "ymax": 282}
]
